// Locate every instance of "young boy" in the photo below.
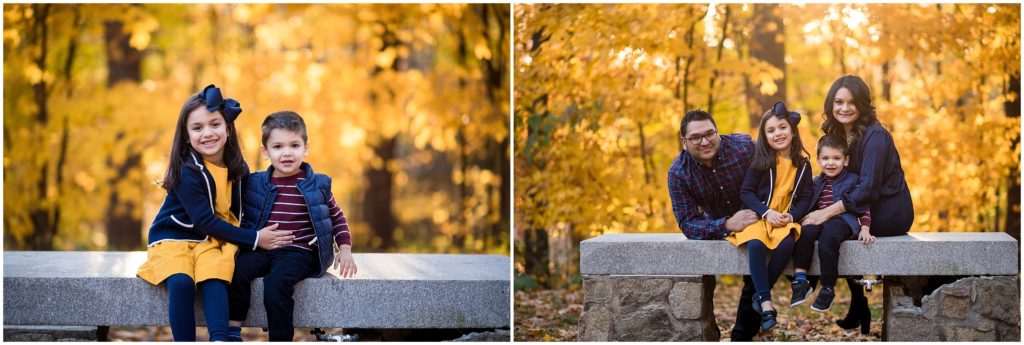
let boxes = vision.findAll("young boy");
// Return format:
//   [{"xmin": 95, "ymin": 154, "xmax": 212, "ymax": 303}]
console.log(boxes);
[
  {"xmin": 790, "ymin": 135, "xmax": 874, "ymax": 311},
  {"xmin": 227, "ymin": 111, "xmax": 358, "ymax": 341}
]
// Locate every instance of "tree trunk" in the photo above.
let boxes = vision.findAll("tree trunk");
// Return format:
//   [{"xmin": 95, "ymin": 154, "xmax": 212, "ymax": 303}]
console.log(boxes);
[
  {"xmin": 743, "ymin": 3, "xmax": 786, "ymax": 129},
  {"xmin": 479, "ymin": 3, "xmax": 512, "ymax": 249},
  {"xmin": 104, "ymin": 20, "xmax": 144, "ymax": 250},
  {"xmin": 706, "ymin": 4, "xmax": 731, "ymax": 113},
  {"xmin": 521, "ymin": 227, "xmax": 550, "ymax": 288},
  {"xmin": 1003, "ymin": 74, "xmax": 1020, "ymax": 245},
  {"xmin": 29, "ymin": 4, "xmax": 55, "ymax": 250},
  {"xmin": 363, "ymin": 136, "xmax": 398, "ymax": 251},
  {"xmin": 363, "ymin": 24, "xmax": 403, "ymax": 251}
]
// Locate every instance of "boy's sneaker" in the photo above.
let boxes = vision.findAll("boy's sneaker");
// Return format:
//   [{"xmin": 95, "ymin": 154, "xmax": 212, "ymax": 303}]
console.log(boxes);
[
  {"xmin": 811, "ymin": 286, "xmax": 835, "ymax": 312},
  {"xmin": 227, "ymin": 326, "xmax": 243, "ymax": 342},
  {"xmin": 790, "ymin": 279, "xmax": 814, "ymax": 307}
]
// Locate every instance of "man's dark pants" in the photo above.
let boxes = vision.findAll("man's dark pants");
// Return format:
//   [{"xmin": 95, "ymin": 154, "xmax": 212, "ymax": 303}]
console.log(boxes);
[
  {"xmin": 731, "ymin": 275, "xmax": 763, "ymax": 341},
  {"xmin": 228, "ymin": 247, "xmax": 317, "ymax": 341}
]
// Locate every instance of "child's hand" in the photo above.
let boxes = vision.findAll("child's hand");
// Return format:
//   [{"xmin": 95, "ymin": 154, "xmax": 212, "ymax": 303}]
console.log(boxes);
[
  {"xmin": 334, "ymin": 245, "xmax": 358, "ymax": 278},
  {"xmin": 858, "ymin": 226, "xmax": 875, "ymax": 245},
  {"xmin": 765, "ymin": 210, "xmax": 785, "ymax": 227},
  {"xmin": 778, "ymin": 213, "xmax": 793, "ymax": 224}
]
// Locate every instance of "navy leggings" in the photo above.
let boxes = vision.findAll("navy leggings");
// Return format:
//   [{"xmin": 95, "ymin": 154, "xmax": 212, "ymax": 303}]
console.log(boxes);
[
  {"xmin": 166, "ymin": 274, "xmax": 229, "ymax": 341},
  {"xmin": 747, "ymin": 233, "xmax": 796, "ymax": 303}
]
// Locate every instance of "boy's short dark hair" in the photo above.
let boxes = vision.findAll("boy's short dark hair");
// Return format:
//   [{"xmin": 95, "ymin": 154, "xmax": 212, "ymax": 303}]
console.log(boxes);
[
  {"xmin": 679, "ymin": 109, "xmax": 717, "ymax": 137},
  {"xmin": 261, "ymin": 111, "xmax": 308, "ymax": 146},
  {"xmin": 816, "ymin": 134, "xmax": 848, "ymax": 156}
]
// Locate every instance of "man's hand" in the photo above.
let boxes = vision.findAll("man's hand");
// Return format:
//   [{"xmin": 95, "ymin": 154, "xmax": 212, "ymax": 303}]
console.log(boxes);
[
  {"xmin": 256, "ymin": 223, "xmax": 294, "ymax": 250},
  {"xmin": 858, "ymin": 226, "xmax": 875, "ymax": 245},
  {"xmin": 725, "ymin": 210, "xmax": 758, "ymax": 232},
  {"xmin": 333, "ymin": 245, "xmax": 358, "ymax": 278}
]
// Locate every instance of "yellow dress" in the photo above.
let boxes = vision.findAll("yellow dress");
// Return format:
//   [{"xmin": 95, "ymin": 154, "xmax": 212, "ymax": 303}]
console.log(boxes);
[
  {"xmin": 137, "ymin": 161, "xmax": 240, "ymax": 285},
  {"xmin": 727, "ymin": 158, "xmax": 802, "ymax": 249}
]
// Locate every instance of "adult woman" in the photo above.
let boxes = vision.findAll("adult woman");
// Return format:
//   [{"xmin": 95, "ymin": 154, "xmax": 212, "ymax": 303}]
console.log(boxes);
[{"xmin": 801, "ymin": 75, "xmax": 914, "ymax": 333}]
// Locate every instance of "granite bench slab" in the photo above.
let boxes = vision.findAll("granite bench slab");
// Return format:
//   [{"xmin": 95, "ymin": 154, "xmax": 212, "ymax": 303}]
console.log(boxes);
[
  {"xmin": 3, "ymin": 251, "xmax": 510, "ymax": 329},
  {"xmin": 580, "ymin": 232, "xmax": 1018, "ymax": 276}
]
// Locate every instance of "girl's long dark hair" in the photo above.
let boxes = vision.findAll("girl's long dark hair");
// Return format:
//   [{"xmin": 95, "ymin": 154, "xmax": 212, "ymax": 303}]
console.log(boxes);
[
  {"xmin": 821, "ymin": 75, "xmax": 880, "ymax": 147},
  {"xmin": 750, "ymin": 104, "xmax": 809, "ymax": 171},
  {"xmin": 161, "ymin": 94, "xmax": 247, "ymax": 192}
]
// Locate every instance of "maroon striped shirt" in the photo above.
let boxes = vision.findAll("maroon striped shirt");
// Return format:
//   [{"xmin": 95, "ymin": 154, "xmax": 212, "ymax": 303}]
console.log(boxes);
[
  {"xmin": 268, "ymin": 173, "xmax": 352, "ymax": 251},
  {"xmin": 817, "ymin": 175, "xmax": 872, "ymax": 228}
]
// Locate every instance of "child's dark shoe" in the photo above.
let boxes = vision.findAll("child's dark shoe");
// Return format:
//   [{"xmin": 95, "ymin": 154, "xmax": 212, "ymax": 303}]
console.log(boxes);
[
  {"xmin": 227, "ymin": 326, "xmax": 243, "ymax": 342},
  {"xmin": 790, "ymin": 279, "xmax": 814, "ymax": 307},
  {"xmin": 760, "ymin": 310, "xmax": 778, "ymax": 330},
  {"xmin": 811, "ymin": 286, "xmax": 835, "ymax": 312}
]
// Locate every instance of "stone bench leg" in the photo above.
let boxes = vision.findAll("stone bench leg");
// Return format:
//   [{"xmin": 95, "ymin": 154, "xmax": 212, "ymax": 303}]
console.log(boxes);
[
  {"xmin": 884, "ymin": 276, "xmax": 1020, "ymax": 341},
  {"xmin": 579, "ymin": 275, "xmax": 718, "ymax": 341},
  {"xmin": 3, "ymin": 325, "xmax": 107, "ymax": 341}
]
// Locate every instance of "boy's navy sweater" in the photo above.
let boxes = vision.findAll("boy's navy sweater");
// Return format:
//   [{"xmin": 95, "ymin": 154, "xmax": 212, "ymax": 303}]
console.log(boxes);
[
  {"xmin": 240, "ymin": 162, "xmax": 341, "ymax": 278},
  {"xmin": 809, "ymin": 169, "xmax": 864, "ymax": 237},
  {"xmin": 740, "ymin": 158, "xmax": 815, "ymax": 222},
  {"xmin": 147, "ymin": 151, "xmax": 258, "ymax": 249}
]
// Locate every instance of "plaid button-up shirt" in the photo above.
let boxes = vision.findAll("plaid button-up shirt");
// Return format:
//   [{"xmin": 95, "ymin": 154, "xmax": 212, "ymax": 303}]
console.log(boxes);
[{"xmin": 668, "ymin": 134, "xmax": 755, "ymax": 240}]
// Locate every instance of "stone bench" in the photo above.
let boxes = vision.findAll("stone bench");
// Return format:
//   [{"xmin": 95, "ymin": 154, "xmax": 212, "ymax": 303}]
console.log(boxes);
[
  {"xmin": 578, "ymin": 232, "xmax": 1019, "ymax": 341},
  {"xmin": 3, "ymin": 251, "xmax": 510, "ymax": 340}
]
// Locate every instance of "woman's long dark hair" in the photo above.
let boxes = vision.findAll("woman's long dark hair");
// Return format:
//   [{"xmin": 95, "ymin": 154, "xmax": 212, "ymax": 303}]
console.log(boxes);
[
  {"xmin": 161, "ymin": 94, "xmax": 247, "ymax": 192},
  {"xmin": 750, "ymin": 102, "xmax": 809, "ymax": 171},
  {"xmin": 821, "ymin": 75, "xmax": 879, "ymax": 147}
]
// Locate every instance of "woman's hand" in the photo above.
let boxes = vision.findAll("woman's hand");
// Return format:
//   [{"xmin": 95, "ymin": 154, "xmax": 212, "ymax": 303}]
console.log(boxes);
[
  {"xmin": 334, "ymin": 245, "xmax": 358, "ymax": 278},
  {"xmin": 800, "ymin": 209, "xmax": 830, "ymax": 226},
  {"xmin": 858, "ymin": 226, "xmax": 875, "ymax": 245}
]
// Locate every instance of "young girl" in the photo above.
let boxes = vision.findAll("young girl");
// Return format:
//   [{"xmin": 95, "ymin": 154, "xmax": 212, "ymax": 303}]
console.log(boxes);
[
  {"xmin": 728, "ymin": 101, "xmax": 814, "ymax": 331},
  {"xmin": 136, "ymin": 84, "xmax": 292, "ymax": 341}
]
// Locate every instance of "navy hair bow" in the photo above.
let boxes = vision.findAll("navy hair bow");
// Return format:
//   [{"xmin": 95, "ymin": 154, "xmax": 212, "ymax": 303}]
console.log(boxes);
[
  {"xmin": 772, "ymin": 101, "xmax": 801, "ymax": 126},
  {"xmin": 198, "ymin": 84, "xmax": 242, "ymax": 122}
]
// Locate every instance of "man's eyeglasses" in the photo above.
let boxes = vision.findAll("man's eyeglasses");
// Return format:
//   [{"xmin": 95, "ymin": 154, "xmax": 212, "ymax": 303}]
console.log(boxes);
[{"xmin": 682, "ymin": 130, "xmax": 718, "ymax": 145}]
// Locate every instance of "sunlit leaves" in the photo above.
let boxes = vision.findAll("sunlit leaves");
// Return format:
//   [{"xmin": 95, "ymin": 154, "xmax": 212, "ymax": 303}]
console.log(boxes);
[
  {"xmin": 4, "ymin": 4, "xmax": 509, "ymax": 253},
  {"xmin": 515, "ymin": 3, "xmax": 1020, "ymax": 286}
]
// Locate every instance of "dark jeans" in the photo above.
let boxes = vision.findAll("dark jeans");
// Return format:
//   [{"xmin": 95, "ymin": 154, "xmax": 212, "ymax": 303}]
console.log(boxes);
[
  {"xmin": 793, "ymin": 218, "xmax": 854, "ymax": 287},
  {"xmin": 228, "ymin": 247, "xmax": 317, "ymax": 341},
  {"xmin": 747, "ymin": 234, "xmax": 796, "ymax": 302},
  {"xmin": 166, "ymin": 274, "xmax": 230, "ymax": 341}
]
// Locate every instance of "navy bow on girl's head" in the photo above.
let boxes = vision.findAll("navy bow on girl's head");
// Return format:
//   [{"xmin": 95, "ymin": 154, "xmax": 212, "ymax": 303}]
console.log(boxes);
[
  {"xmin": 772, "ymin": 101, "xmax": 801, "ymax": 126},
  {"xmin": 198, "ymin": 84, "xmax": 242, "ymax": 122}
]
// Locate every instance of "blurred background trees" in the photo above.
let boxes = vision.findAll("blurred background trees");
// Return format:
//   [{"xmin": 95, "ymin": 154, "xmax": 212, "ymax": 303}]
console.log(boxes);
[
  {"xmin": 514, "ymin": 3, "xmax": 1020, "ymax": 289},
  {"xmin": 4, "ymin": 3, "xmax": 510, "ymax": 254}
]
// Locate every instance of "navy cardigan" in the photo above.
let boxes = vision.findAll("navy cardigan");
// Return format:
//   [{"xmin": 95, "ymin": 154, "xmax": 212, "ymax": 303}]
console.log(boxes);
[
  {"xmin": 146, "ymin": 151, "xmax": 259, "ymax": 249},
  {"xmin": 740, "ymin": 158, "xmax": 815, "ymax": 221},
  {"xmin": 840, "ymin": 123, "xmax": 912, "ymax": 215}
]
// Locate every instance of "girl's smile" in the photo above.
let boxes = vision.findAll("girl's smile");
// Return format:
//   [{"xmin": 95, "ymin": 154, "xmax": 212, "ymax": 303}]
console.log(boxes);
[
  {"xmin": 764, "ymin": 115, "xmax": 793, "ymax": 152},
  {"xmin": 187, "ymin": 107, "xmax": 229, "ymax": 165}
]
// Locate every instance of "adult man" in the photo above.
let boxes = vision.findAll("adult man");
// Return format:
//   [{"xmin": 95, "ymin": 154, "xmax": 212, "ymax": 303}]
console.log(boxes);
[{"xmin": 667, "ymin": 109, "xmax": 763, "ymax": 341}]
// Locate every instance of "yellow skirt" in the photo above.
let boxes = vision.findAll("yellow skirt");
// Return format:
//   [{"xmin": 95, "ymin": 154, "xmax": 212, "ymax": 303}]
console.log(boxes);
[
  {"xmin": 726, "ymin": 219, "xmax": 801, "ymax": 250},
  {"xmin": 136, "ymin": 237, "xmax": 238, "ymax": 285}
]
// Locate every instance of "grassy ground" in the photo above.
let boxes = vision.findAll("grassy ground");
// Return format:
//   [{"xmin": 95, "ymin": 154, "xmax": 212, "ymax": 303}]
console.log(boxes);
[{"xmin": 514, "ymin": 275, "xmax": 885, "ymax": 342}]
